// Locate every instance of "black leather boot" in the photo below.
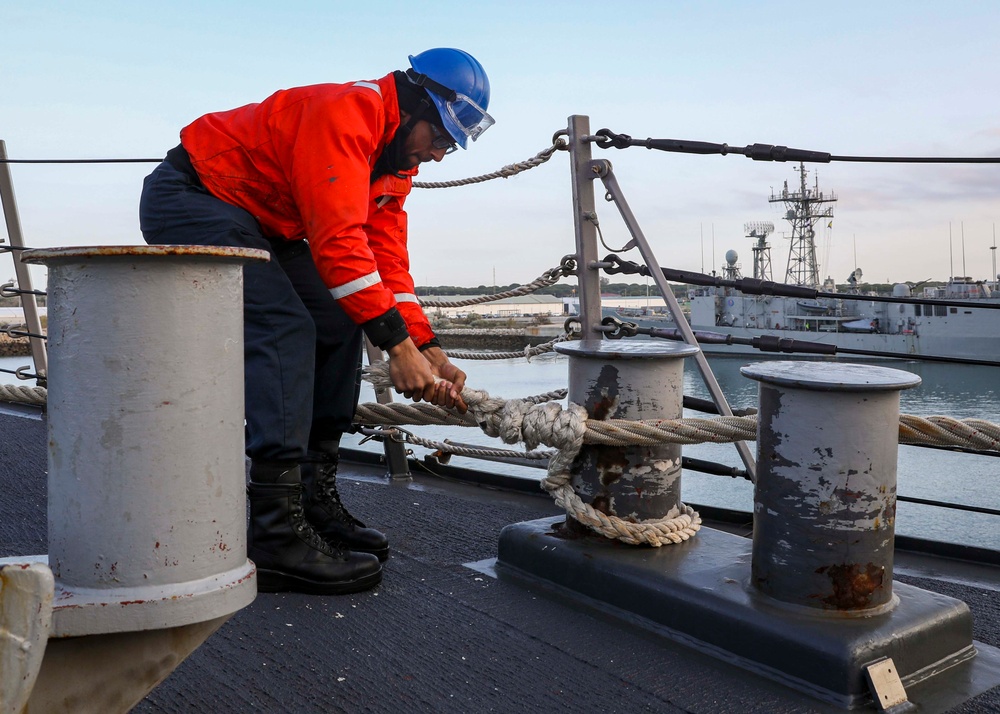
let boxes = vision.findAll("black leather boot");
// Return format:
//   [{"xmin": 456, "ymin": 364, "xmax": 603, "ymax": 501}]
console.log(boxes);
[
  {"xmin": 248, "ymin": 462, "xmax": 382, "ymax": 594},
  {"xmin": 301, "ymin": 449, "xmax": 390, "ymax": 562}
]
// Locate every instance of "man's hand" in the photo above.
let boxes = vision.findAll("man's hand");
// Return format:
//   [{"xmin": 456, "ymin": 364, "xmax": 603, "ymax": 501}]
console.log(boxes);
[
  {"xmin": 421, "ymin": 345, "xmax": 467, "ymax": 395},
  {"xmin": 386, "ymin": 340, "xmax": 468, "ymax": 413}
]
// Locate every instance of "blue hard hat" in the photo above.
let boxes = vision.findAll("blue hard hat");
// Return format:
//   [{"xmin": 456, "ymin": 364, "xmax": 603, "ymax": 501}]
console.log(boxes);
[{"xmin": 407, "ymin": 48, "xmax": 493, "ymax": 150}]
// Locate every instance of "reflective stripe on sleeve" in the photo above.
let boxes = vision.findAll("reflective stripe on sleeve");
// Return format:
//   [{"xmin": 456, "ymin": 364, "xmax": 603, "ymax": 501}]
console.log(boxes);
[
  {"xmin": 329, "ymin": 272, "xmax": 382, "ymax": 299},
  {"xmin": 394, "ymin": 293, "xmax": 420, "ymax": 304},
  {"xmin": 353, "ymin": 81, "xmax": 382, "ymax": 96}
]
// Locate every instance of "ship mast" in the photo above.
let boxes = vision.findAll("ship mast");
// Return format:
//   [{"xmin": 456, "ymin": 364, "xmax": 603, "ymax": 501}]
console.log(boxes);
[{"xmin": 769, "ymin": 162, "xmax": 836, "ymax": 288}]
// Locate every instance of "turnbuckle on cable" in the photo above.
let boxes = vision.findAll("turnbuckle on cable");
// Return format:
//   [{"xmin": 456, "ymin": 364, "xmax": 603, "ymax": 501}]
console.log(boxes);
[
  {"xmin": 357, "ymin": 425, "xmax": 412, "ymax": 445},
  {"xmin": 600, "ymin": 254, "xmax": 647, "ymax": 276},
  {"xmin": 590, "ymin": 128, "xmax": 833, "ymax": 163}
]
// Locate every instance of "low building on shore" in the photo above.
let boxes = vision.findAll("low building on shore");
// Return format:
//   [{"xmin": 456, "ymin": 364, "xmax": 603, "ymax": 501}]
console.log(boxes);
[
  {"xmin": 420, "ymin": 294, "xmax": 564, "ymax": 319},
  {"xmin": 421, "ymin": 294, "xmax": 672, "ymax": 320}
]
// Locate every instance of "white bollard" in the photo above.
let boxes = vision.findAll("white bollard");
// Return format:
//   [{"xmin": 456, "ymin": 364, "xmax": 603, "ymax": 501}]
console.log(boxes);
[{"xmin": 21, "ymin": 245, "xmax": 267, "ymax": 636}]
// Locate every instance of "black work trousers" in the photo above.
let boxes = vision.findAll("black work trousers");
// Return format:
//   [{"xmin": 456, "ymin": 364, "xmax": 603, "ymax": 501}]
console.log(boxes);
[{"xmin": 138, "ymin": 154, "xmax": 363, "ymax": 462}]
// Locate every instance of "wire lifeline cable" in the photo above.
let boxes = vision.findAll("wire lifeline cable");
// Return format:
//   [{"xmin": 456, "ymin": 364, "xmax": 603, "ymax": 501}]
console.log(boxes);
[
  {"xmin": 601, "ymin": 256, "xmax": 1000, "ymax": 313},
  {"xmin": 590, "ymin": 129, "xmax": 1000, "ymax": 164},
  {"xmin": 0, "ymin": 158, "xmax": 163, "ymax": 163}
]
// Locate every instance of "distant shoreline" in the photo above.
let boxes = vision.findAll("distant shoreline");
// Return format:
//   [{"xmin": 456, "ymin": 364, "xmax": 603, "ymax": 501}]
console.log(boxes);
[
  {"xmin": 436, "ymin": 327, "xmax": 563, "ymax": 352},
  {"xmin": 0, "ymin": 334, "xmax": 32, "ymax": 357},
  {"xmin": 0, "ymin": 328, "xmax": 556, "ymax": 359}
]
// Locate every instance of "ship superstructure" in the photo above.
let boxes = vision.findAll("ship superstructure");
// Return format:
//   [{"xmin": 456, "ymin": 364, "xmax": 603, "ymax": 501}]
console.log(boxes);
[{"xmin": 676, "ymin": 166, "xmax": 1000, "ymax": 360}]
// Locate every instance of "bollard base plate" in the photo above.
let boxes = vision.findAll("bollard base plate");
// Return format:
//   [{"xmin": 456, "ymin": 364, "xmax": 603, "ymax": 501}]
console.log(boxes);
[
  {"xmin": 0, "ymin": 555, "xmax": 257, "ymax": 637},
  {"xmin": 497, "ymin": 516, "xmax": 1000, "ymax": 711}
]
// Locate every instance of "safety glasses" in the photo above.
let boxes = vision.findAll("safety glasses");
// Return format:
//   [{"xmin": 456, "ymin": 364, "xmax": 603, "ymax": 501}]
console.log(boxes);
[{"xmin": 429, "ymin": 124, "xmax": 458, "ymax": 154}]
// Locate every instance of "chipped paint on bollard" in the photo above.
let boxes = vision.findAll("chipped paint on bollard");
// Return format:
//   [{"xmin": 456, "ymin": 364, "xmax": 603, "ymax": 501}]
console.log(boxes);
[
  {"xmin": 19, "ymin": 245, "xmax": 268, "ymax": 637},
  {"xmin": 555, "ymin": 340, "xmax": 699, "ymax": 524},
  {"xmin": 741, "ymin": 361, "xmax": 921, "ymax": 613}
]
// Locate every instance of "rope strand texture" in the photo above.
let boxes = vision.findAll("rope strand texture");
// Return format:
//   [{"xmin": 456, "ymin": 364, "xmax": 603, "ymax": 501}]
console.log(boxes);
[
  {"xmin": 2, "ymin": 365, "xmax": 997, "ymax": 545},
  {"xmin": 0, "ymin": 383, "xmax": 47, "ymax": 406},
  {"xmin": 442, "ymin": 333, "xmax": 573, "ymax": 361},
  {"xmin": 362, "ymin": 361, "xmax": 701, "ymax": 546},
  {"xmin": 412, "ymin": 140, "xmax": 566, "ymax": 189}
]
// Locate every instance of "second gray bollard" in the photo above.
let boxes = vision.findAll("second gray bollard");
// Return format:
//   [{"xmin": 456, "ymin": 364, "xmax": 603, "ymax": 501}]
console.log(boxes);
[{"xmin": 741, "ymin": 361, "xmax": 921, "ymax": 613}]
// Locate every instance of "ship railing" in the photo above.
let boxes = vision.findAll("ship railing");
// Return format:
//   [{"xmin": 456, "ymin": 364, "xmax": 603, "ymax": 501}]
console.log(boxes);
[
  {"xmin": 0, "ymin": 140, "xmax": 47, "ymax": 386},
  {"xmin": 2, "ymin": 121, "xmax": 999, "ymax": 523}
]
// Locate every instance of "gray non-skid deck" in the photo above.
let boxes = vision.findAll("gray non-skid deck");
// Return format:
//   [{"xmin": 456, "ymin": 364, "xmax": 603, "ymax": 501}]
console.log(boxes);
[
  {"xmin": 2, "ymin": 408, "xmax": 999, "ymax": 713},
  {"xmin": 143, "ymin": 469, "xmax": 1000, "ymax": 713}
]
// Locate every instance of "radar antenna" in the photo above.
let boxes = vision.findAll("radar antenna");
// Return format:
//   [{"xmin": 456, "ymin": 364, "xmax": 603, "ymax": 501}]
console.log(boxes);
[{"xmin": 744, "ymin": 221, "xmax": 774, "ymax": 282}]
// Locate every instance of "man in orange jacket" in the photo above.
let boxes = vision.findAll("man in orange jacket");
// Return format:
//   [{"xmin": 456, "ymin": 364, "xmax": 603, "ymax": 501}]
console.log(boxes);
[{"xmin": 139, "ymin": 48, "xmax": 493, "ymax": 595}]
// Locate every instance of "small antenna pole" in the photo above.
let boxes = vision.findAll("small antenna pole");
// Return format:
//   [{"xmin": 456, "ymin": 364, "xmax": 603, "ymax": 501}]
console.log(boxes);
[
  {"xmin": 949, "ymin": 223, "xmax": 954, "ymax": 280},
  {"xmin": 961, "ymin": 222, "xmax": 966, "ymax": 278}
]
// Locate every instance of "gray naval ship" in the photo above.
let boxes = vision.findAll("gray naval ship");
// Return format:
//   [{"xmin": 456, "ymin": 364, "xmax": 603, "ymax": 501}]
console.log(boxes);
[{"xmin": 610, "ymin": 164, "xmax": 1000, "ymax": 362}]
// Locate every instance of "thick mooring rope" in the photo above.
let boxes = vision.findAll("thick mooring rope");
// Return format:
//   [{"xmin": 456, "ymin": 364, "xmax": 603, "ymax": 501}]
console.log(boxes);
[
  {"xmin": 362, "ymin": 362, "xmax": 701, "ymax": 546},
  {"xmin": 0, "ymin": 383, "xmax": 47, "ymax": 406},
  {"xmin": 2, "ymin": 360, "xmax": 997, "ymax": 546},
  {"xmin": 899, "ymin": 414, "xmax": 1000, "ymax": 451},
  {"xmin": 358, "ymin": 362, "xmax": 1000, "ymax": 546},
  {"xmin": 355, "ymin": 392, "xmax": 1000, "ymax": 455}
]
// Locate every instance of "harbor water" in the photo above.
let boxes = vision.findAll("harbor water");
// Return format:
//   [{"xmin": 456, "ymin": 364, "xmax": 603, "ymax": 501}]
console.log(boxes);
[{"xmin": 4, "ymin": 352, "xmax": 997, "ymax": 551}]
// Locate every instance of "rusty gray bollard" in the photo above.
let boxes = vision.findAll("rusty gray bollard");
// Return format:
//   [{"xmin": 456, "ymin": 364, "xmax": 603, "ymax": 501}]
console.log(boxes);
[
  {"xmin": 555, "ymin": 340, "xmax": 700, "ymax": 526},
  {"xmin": 741, "ymin": 361, "xmax": 921, "ymax": 613}
]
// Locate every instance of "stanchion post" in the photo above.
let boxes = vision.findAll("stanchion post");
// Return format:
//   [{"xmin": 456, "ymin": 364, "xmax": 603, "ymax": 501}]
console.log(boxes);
[
  {"xmin": 566, "ymin": 116, "xmax": 602, "ymax": 344},
  {"xmin": 0, "ymin": 140, "xmax": 48, "ymax": 382},
  {"xmin": 364, "ymin": 338, "xmax": 411, "ymax": 480}
]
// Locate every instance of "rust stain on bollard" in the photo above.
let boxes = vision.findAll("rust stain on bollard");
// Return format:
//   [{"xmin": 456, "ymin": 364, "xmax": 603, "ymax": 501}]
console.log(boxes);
[
  {"xmin": 596, "ymin": 445, "xmax": 629, "ymax": 487},
  {"xmin": 815, "ymin": 562, "xmax": 886, "ymax": 610}
]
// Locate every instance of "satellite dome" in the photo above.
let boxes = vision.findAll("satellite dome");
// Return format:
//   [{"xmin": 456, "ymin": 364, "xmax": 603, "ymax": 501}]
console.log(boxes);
[{"xmin": 725, "ymin": 250, "xmax": 739, "ymax": 265}]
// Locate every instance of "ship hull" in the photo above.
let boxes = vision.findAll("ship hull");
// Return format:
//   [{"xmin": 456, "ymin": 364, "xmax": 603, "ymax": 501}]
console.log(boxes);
[{"xmin": 604, "ymin": 299, "xmax": 1000, "ymax": 362}]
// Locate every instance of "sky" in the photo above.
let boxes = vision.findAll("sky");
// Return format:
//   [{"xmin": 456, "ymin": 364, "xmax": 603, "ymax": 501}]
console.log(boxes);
[{"xmin": 3, "ymin": 1, "xmax": 1000, "ymax": 292}]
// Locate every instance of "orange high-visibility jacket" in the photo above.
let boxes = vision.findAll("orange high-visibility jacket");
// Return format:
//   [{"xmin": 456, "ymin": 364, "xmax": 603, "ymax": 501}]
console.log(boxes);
[{"xmin": 180, "ymin": 72, "xmax": 434, "ymax": 347}]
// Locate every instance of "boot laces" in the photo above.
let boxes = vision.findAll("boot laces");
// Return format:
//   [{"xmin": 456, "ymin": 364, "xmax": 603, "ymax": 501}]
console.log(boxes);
[
  {"xmin": 289, "ymin": 486, "xmax": 348, "ymax": 557},
  {"xmin": 314, "ymin": 459, "xmax": 366, "ymax": 528}
]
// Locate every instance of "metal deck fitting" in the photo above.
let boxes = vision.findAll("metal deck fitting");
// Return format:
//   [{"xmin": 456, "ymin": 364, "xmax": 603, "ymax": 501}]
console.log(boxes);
[
  {"xmin": 555, "ymin": 340, "xmax": 699, "ymax": 522},
  {"xmin": 498, "ymin": 360, "xmax": 1000, "ymax": 710},
  {"xmin": 1, "ymin": 246, "xmax": 267, "ymax": 711}
]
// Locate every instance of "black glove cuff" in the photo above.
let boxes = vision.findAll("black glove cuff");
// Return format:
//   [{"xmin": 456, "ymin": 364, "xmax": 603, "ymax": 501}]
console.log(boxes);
[{"xmin": 362, "ymin": 308, "xmax": 409, "ymax": 351}]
